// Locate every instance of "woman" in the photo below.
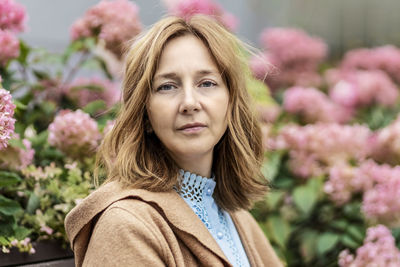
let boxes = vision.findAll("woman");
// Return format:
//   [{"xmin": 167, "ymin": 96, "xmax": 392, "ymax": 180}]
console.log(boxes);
[{"xmin": 65, "ymin": 15, "xmax": 282, "ymax": 267}]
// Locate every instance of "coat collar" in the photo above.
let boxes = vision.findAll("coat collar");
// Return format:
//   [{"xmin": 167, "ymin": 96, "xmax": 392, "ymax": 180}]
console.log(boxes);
[{"xmin": 65, "ymin": 181, "xmax": 231, "ymax": 264}]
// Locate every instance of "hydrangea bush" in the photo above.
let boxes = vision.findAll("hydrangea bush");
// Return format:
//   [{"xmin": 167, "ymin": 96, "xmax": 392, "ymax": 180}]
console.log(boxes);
[
  {"xmin": 0, "ymin": 0, "xmax": 139, "ymax": 254},
  {"xmin": 251, "ymin": 23, "xmax": 400, "ymax": 267}
]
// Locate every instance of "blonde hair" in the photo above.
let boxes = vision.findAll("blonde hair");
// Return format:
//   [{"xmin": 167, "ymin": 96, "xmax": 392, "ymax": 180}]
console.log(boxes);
[{"xmin": 96, "ymin": 15, "xmax": 267, "ymax": 211}]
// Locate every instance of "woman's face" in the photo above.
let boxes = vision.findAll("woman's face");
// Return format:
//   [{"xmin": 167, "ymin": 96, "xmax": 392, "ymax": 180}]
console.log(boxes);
[{"xmin": 147, "ymin": 34, "xmax": 229, "ymax": 173}]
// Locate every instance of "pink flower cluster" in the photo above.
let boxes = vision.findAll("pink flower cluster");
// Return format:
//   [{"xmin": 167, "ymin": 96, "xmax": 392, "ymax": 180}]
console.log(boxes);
[
  {"xmin": 275, "ymin": 123, "xmax": 371, "ymax": 178},
  {"xmin": 0, "ymin": 135, "xmax": 34, "ymax": 170},
  {"xmin": 257, "ymin": 104, "xmax": 281, "ymax": 124},
  {"xmin": 66, "ymin": 77, "xmax": 120, "ymax": 109},
  {"xmin": 369, "ymin": 115, "xmax": 400, "ymax": 165},
  {"xmin": 250, "ymin": 27, "xmax": 327, "ymax": 90},
  {"xmin": 0, "ymin": 29, "xmax": 19, "ymax": 65},
  {"xmin": 283, "ymin": 86, "xmax": 352, "ymax": 123},
  {"xmin": 0, "ymin": 0, "xmax": 26, "ymax": 32},
  {"xmin": 361, "ymin": 163, "xmax": 400, "ymax": 227},
  {"xmin": 324, "ymin": 163, "xmax": 359, "ymax": 205},
  {"xmin": 324, "ymin": 160, "xmax": 390, "ymax": 205},
  {"xmin": 341, "ymin": 45, "xmax": 400, "ymax": 84},
  {"xmin": 339, "ymin": 225, "xmax": 400, "ymax": 267},
  {"xmin": 328, "ymin": 69, "xmax": 399, "ymax": 108},
  {"xmin": 70, "ymin": 0, "xmax": 142, "ymax": 58},
  {"xmin": 48, "ymin": 110, "xmax": 101, "ymax": 158},
  {"xmin": 164, "ymin": 0, "xmax": 238, "ymax": 31},
  {"xmin": 0, "ymin": 0, "xmax": 26, "ymax": 65},
  {"xmin": 0, "ymin": 87, "xmax": 16, "ymax": 150}
]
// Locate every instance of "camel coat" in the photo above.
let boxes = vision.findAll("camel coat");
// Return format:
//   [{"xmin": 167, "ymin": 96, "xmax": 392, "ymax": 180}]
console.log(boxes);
[{"xmin": 65, "ymin": 181, "xmax": 283, "ymax": 267}]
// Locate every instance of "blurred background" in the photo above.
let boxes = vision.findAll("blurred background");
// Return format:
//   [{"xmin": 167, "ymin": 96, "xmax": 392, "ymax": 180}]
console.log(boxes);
[{"xmin": 18, "ymin": 0, "xmax": 400, "ymax": 57}]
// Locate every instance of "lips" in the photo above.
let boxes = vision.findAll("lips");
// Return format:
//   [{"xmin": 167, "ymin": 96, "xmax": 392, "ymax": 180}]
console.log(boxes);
[{"xmin": 177, "ymin": 122, "xmax": 206, "ymax": 131}]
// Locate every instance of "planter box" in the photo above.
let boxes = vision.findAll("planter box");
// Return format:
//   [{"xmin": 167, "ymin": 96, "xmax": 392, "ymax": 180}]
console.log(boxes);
[{"xmin": 0, "ymin": 240, "xmax": 74, "ymax": 267}]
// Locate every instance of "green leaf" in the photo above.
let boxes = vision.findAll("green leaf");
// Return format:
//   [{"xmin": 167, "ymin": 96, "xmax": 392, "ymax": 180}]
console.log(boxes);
[
  {"xmin": 300, "ymin": 230, "xmax": 318, "ymax": 263},
  {"xmin": 0, "ymin": 195, "xmax": 22, "ymax": 216},
  {"xmin": 31, "ymin": 130, "xmax": 48, "ymax": 147},
  {"xmin": 267, "ymin": 215, "xmax": 291, "ymax": 249},
  {"xmin": 17, "ymin": 40, "xmax": 31, "ymax": 66},
  {"xmin": 32, "ymin": 69, "xmax": 51, "ymax": 80},
  {"xmin": 93, "ymin": 55, "xmax": 113, "ymax": 80},
  {"xmin": 330, "ymin": 219, "xmax": 348, "ymax": 231},
  {"xmin": 0, "ymin": 215, "xmax": 15, "ymax": 237},
  {"xmin": 13, "ymin": 226, "xmax": 32, "ymax": 240},
  {"xmin": 13, "ymin": 99, "xmax": 27, "ymax": 110},
  {"xmin": 265, "ymin": 190, "xmax": 285, "ymax": 210},
  {"xmin": 0, "ymin": 171, "xmax": 22, "ymax": 187},
  {"xmin": 262, "ymin": 151, "xmax": 284, "ymax": 181},
  {"xmin": 0, "ymin": 236, "xmax": 9, "ymax": 245},
  {"xmin": 82, "ymin": 100, "xmax": 107, "ymax": 116},
  {"xmin": 63, "ymin": 40, "xmax": 84, "ymax": 63},
  {"xmin": 346, "ymin": 225, "xmax": 365, "ymax": 243},
  {"xmin": 246, "ymin": 75, "xmax": 274, "ymax": 105},
  {"xmin": 341, "ymin": 234, "xmax": 361, "ymax": 249},
  {"xmin": 26, "ymin": 193, "xmax": 40, "ymax": 214},
  {"xmin": 292, "ymin": 181, "xmax": 318, "ymax": 215},
  {"xmin": 317, "ymin": 232, "xmax": 340, "ymax": 255}
]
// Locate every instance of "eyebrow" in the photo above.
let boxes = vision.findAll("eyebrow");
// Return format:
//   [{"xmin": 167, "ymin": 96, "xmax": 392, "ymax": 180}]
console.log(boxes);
[{"xmin": 153, "ymin": 69, "xmax": 220, "ymax": 81}]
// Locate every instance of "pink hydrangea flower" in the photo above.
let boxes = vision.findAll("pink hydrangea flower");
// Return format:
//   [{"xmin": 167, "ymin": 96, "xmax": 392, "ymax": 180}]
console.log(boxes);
[
  {"xmin": 0, "ymin": 87, "xmax": 16, "ymax": 150},
  {"xmin": 0, "ymin": 135, "xmax": 35, "ymax": 170},
  {"xmin": 260, "ymin": 28, "xmax": 327, "ymax": 66},
  {"xmin": 339, "ymin": 225, "xmax": 400, "ymax": 267},
  {"xmin": 324, "ymin": 163, "xmax": 358, "ymax": 205},
  {"xmin": 324, "ymin": 160, "xmax": 389, "ymax": 205},
  {"xmin": 257, "ymin": 104, "xmax": 281, "ymax": 124},
  {"xmin": 0, "ymin": 29, "xmax": 19, "ymax": 65},
  {"xmin": 276, "ymin": 123, "xmax": 371, "ymax": 178},
  {"xmin": 249, "ymin": 52, "xmax": 273, "ymax": 81},
  {"xmin": 65, "ymin": 77, "xmax": 120, "ymax": 109},
  {"xmin": 251, "ymin": 27, "xmax": 327, "ymax": 90},
  {"xmin": 370, "ymin": 115, "xmax": 400, "ymax": 165},
  {"xmin": 70, "ymin": 0, "xmax": 142, "ymax": 58},
  {"xmin": 283, "ymin": 86, "xmax": 353, "ymax": 123},
  {"xmin": 48, "ymin": 109, "xmax": 101, "ymax": 158},
  {"xmin": 329, "ymin": 70, "xmax": 399, "ymax": 108},
  {"xmin": 362, "ymin": 164, "xmax": 400, "ymax": 227},
  {"xmin": 164, "ymin": 0, "xmax": 238, "ymax": 31},
  {"xmin": 0, "ymin": 0, "xmax": 27, "ymax": 33},
  {"xmin": 341, "ymin": 45, "xmax": 400, "ymax": 84}
]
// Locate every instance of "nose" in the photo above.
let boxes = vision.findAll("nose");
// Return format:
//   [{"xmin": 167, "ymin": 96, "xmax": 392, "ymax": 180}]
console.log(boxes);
[{"xmin": 178, "ymin": 86, "xmax": 201, "ymax": 114}]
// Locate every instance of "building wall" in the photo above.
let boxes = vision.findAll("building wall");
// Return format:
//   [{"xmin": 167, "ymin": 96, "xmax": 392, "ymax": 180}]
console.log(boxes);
[{"xmin": 17, "ymin": 0, "xmax": 400, "ymax": 57}]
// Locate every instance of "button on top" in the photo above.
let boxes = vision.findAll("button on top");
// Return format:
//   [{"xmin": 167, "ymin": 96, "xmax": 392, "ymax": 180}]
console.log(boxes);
[
  {"xmin": 217, "ymin": 231, "xmax": 223, "ymax": 239},
  {"xmin": 206, "ymin": 188, "xmax": 212, "ymax": 196}
]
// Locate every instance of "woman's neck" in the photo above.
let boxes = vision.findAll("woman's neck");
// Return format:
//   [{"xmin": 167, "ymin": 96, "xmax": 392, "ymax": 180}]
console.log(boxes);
[{"xmin": 172, "ymin": 152, "xmax": 213, "ymax": 178}]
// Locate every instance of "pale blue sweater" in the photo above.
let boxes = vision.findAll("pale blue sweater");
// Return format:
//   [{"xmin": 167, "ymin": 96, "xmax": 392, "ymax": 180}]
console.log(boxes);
[{"xmin": 176, "ymin": 170, "xmax": 250, "ymax": 267}]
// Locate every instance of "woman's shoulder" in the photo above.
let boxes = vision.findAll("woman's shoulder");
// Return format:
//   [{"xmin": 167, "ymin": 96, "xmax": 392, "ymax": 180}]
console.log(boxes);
[{"xmin": 64, "ymin": 181, "xmax": 178, "ymax": 249}]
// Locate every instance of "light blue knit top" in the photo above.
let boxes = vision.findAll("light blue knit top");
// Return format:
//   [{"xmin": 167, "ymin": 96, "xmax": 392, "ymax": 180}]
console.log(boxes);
[{"xmin": 176, "ymin": 169, "xmax": 250, "ymax": 267}]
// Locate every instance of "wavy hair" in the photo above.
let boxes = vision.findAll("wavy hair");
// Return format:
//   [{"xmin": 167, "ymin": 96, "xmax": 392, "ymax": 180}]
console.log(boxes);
[{"xmin": 95, "ymin": 15, "xmax": 267, "ymax": 211}]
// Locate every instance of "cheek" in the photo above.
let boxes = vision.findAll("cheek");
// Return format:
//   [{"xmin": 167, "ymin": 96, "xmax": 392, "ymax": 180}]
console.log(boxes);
[{"xmin": 147, "ymin": 98, "xmax": 174, "ymax": 133}]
